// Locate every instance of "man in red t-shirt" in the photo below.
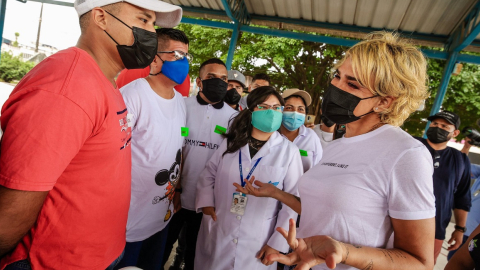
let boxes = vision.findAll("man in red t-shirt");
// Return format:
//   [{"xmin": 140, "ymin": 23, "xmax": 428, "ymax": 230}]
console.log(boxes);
[{"xmin": 0, "ymin": 1, "xmax": 182, "ymax": 270}]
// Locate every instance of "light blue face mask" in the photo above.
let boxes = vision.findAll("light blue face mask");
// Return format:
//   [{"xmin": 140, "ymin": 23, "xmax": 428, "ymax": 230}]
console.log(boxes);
[
  {"xmin": 151, "ymin": 56, "xmax": 189, "ymax": 84},
  {"xmin": 282, "ymin": 111, "xmax": 306, "ymax": 131},
  {"xmin": 251, "ymin": 109, "xmax": 283, "ymax": 133}
]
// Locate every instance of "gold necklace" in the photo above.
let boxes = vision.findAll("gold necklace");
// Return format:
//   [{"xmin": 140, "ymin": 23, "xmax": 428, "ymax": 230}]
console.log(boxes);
[{"xmin": 368, "ymin": 122, "xmax": 385, "ymax": 133}]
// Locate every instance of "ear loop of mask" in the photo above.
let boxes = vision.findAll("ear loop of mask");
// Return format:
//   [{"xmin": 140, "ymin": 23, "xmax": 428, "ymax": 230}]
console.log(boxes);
[
  {"xmin": 355, "ymin": 95, "xmax": 379, "ymax": 118},
  {"xmin": 103, "ymin": 10, "xmax": 133, "ymax": 45},
  {"xmin": 149, "ymin": 54, "xmax": 165, "ymax": 76}
]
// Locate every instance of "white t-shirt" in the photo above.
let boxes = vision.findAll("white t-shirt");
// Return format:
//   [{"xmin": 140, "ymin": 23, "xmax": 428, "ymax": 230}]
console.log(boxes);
[
  {"xmin": 120, "ymin": 78, "xmax": 186, "ymax": 242},
  {"xmin": 297, "ymin": 125, "xmax": 435, "ymax": 270},
  {"xmin": 280, "ymin": 125, "xmax": 322, "ymax": 172},
  {"xmin": 313, "ymin": 124, "xmax": 334, "ymax": 150},
  {"xmin": 181, "ymin": 96, "xmax": 237, "ymax": 211}
]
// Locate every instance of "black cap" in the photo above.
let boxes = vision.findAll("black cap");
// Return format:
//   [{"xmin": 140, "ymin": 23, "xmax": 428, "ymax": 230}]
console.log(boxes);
[{"xmin": 427, "ymin": 111, "xmax": 461, "ymax": 130}]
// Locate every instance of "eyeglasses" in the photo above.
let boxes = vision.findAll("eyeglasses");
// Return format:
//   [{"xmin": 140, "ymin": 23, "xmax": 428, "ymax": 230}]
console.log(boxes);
[
  {"xmin": 157, "ymin": 50, "xmax": 193, "ymax": 62},
  {"xmin": 284, "ymin": 105, "xmax": 306, "ymax": 113},
  {"xmin": 256, "ymin": 104, "xmax": 283, "ymax": 112}
]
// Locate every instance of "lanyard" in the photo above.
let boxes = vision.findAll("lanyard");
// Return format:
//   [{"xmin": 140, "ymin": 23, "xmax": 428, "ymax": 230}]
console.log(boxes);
[{"xmin": 239, "ymin": 151, "xmax": 262, "ymax": 187}]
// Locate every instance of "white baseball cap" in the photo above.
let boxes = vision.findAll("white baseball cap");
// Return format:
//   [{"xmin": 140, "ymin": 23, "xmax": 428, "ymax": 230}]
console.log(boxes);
[{"xmin": 74, "ymin": 0, "xmax": 183, "ymax": 28}]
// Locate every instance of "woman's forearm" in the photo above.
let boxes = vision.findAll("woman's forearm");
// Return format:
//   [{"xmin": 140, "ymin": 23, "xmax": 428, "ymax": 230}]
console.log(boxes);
[
  {"xmin": 272, "ymin": 188, "xmax": 302, "ymax": 214},
  {"xmin": 340, "ymin": 243, "xmax": 433, "ymax": 270}
]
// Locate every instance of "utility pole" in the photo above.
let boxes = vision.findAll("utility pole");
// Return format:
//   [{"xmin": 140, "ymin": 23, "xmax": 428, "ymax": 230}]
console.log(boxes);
[{"xmin": 35, "ymin": 3, "xmax": 43, "ymax": 53}]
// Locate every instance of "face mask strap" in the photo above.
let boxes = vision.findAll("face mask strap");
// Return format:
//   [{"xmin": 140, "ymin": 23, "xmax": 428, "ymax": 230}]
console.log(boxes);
[
  {"xmin": 104, "ymin": 10, "xmax": 133, "ymax": 30},
  {"xmin": 360, "ymin": 94, "xmax": 379, "ymax": 101},
  {"xmin": 149, "ymin": 54, "xmax": 164, "ymax": 76},
  {"xmin": 104, "ymin": 30, "xmax": 120, "ymax": 45},
  {"xmin": 357, "ymin": 110, "xmax": 375, "ymax": 118}
]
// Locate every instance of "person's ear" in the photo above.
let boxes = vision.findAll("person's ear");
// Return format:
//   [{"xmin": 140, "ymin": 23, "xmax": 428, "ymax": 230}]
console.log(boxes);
[
  {"xmin": 150, "ymin": 55, "xmax": 161, "ymax": 73},
  {"xmin": 196, "ymin": 77, "xmax": 202, "ymax": 90},
  {"xmin": 453, "ymin": 129, "xmax": 461, "ymax": 137},
  {"xmin": 376, "ymin": 96, "xmax": 395, "ymax": 112},
  {"xmin": 91, "ymin": 8, "xmax": 109, "ymax": 31}
]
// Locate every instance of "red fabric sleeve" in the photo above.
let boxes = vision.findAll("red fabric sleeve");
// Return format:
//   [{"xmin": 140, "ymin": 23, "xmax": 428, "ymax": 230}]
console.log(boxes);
[{"xmin": 0, "ymin": 90, "xmax": 93, "ymax": 191}]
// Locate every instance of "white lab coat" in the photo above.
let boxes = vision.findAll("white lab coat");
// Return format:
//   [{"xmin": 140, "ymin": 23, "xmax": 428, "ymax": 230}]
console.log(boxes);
[{"xmin": 195, "ymin": 132, "xmax": 303, "ymax": 270}]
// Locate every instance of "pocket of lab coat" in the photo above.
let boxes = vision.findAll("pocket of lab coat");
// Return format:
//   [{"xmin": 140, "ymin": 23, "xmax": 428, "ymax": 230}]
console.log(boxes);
[{"xmin": 254, "ymin": 165, "xmax": 287, "ymax": 191}]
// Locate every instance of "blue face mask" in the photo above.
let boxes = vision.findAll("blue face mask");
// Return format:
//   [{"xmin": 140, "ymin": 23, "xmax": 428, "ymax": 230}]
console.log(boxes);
[
  {"xmin": 282, "ymin": 111, "xmax": 306, "ymax": 131},
  {"xmin": 151, "ymin": 56, "xmax": 189, "ymax": 84},
  {"xmin": 251, "ymin": 110, "xmax": 283, "ymax": 133}
]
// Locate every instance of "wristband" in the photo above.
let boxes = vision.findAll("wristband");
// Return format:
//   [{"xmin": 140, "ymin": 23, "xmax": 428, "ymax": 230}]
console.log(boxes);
[
  {"xmin": 454, "ymin": 225, "xmax": 467, "ymax": 233},
  {"xmin": 175, "ymin": 188, "xmax": 183, "ymax": 193}
]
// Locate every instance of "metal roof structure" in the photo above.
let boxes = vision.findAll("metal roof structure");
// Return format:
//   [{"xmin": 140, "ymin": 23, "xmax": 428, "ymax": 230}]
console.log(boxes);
[{"xmin": 2, "ymin": 0, "xmax": 480, "ymax": 133}]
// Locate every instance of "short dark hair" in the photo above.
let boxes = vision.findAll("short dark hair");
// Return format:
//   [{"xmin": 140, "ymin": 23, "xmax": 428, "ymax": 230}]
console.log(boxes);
[
  {"xmin": 284, "ymin": 95, "xmax": 309, "ymax": 114},
  {"xmin": 156, "ymin": 28, "xmax": 189, "ymax": 50},
  {"xmin": 252, "ymin": 73, "xmax": 271, "ymax": 84},
  {"xmin": 79, "ymin": 3, "xmax": 122, "ymax": 33},
  {"xmin": 199, "ymin": 58, "xmax": 226, "ymax": 75}
]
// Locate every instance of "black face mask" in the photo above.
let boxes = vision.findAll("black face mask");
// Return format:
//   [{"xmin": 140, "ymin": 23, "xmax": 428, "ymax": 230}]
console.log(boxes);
[
  {"xmin": 321, "ymin": 83, "xmax": 378, "ymax": 124},
  {"xmin": 224, "ymin": 88, "xmax": 241, "ymax": 105},
  {"xmin": 104, "ymin": 11, "xmax": 158, "ymax": 70},
  {"xmin": 426, "ymin": 127, "xmax": 451, "ymax": 144},
  {"xmin": 321, "ymin": 115, "xmax": 335, "ymax": 127},
  {"xmin": 201, "ymin": 78, "xmax": 228, "ymax": 103}
]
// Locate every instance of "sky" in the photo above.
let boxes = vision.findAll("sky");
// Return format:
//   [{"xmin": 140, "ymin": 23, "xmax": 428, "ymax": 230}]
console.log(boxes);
[{"xmin": 3, "ymin": 0, "xmax": 80, "ymax": 50}]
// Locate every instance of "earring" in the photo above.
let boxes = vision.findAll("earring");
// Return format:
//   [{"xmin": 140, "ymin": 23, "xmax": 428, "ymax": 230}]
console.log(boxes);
[{"xmin": 375, "ymin": 107, "xmax": 378, "ymax": 111}]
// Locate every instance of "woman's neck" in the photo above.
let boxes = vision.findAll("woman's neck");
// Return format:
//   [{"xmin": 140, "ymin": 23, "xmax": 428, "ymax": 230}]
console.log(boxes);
[
  {"xmin": 279, "ymin": 124, "xmax": 299, "ymax": 142},
  {"xmin": 345, "ymin": 114, "xmax": 383, "ymax": 138},
  {"xmin": 251, "ymin": 127, "xmax": 273, "ymax": 141}
]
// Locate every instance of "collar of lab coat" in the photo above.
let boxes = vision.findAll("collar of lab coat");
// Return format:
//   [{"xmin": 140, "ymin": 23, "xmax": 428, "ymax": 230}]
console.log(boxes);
[{"xmin": 240, "ymin": 131, "xmax": 284, "ymax": 162}]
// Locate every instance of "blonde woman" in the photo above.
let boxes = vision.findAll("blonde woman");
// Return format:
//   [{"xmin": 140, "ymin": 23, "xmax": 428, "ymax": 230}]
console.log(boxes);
[{"xmin": 235, "ymin": 32, "xmax": 436, "ymax": 270}]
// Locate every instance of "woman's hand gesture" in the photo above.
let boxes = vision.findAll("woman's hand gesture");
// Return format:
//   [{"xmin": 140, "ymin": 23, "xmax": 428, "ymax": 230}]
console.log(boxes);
[
  {"xmin": 266, "ymin": 219, "xmax": 345, "ymax": 270},
  {"xmin": 232, "ymin": 176, "xmax": 279, "ymax": 198}
]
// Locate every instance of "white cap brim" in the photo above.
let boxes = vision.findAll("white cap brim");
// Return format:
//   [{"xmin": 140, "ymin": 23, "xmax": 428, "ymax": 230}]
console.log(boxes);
[
  {"xmin": 282, "ymin": 89, "xmax": 312, "ymax": 106},
  {"xmin": 75, "ymin": 0, "xmax": 182, "ymax": 28}
]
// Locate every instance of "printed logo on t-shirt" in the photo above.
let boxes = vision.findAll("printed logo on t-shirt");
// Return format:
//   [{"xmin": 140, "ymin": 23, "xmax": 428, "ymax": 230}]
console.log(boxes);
[
  {"xmin": 152, "ymin": 149, "xmax": 182, "ymax": 222},
  {"xmin": 184, "ymin": 139, "xmax": 219, "ymax": 150},
  {"xmin": 320, "ymin": 162, "xmax": 349, "ymax": 169},
  {"xmin": 118, "ymin": 108, "xmax": 132, "ymax": 150}
]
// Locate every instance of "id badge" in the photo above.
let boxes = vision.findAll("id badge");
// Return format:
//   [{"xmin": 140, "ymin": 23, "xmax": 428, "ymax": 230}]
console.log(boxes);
[{"xmin": 230, "ymin": 192, "xmax": 248, "ymax": 216}]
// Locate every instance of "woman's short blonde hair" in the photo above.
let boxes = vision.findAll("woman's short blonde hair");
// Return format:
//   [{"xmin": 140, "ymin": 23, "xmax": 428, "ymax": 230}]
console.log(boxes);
[{"xmin": 334, "ymin": 31, "xmax": 429, "ymax": 126}]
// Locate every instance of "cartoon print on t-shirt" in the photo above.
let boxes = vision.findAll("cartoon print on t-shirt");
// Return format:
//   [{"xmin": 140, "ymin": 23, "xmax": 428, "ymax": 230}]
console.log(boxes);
[
  {"xmin": 152, "ymin": 149, "xmax": 181, "ymax": 222},
  {"xmin": 118, "ymin": 109, "xmax": 132, "ymax": 150}
]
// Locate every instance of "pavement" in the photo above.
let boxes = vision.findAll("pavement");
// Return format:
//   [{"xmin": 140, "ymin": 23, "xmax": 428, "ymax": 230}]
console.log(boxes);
[{"xmin": 434, "ymin": 221, "xmax": 455, "ymax": 270}]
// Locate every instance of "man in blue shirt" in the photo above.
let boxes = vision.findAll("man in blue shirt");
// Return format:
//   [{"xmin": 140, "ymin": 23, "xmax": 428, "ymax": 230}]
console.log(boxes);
[{"xmin": 416, "ymin": 111, "xmax": 472, "ymax": 263}]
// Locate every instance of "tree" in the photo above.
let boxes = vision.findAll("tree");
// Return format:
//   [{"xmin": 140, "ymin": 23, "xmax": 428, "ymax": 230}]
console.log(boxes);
[
  {"xmin": 403, "ymin": 60, "xmax": 480, "ymax": 138},
  {"xmin": 13, "ymin": 32, "xmax": 19, "ymax": 47},
  {"xmin": 177, "ymin": 22, "xmax": 480, "ymax": 135},
  {"xmin": 176, "ymin": 23, "xmax": 347, "ymax": 119}
]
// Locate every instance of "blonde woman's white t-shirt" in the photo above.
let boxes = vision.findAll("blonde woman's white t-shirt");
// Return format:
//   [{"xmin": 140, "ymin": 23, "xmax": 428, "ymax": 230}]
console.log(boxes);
[{"xmin": 297, "ymin": 124, "xmax": 435, "ymax": 270}]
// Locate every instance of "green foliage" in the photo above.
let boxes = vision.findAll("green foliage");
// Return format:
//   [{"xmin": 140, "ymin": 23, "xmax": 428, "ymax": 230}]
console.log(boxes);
[
  {"xmin": 0, "ymin": 51, "xmax": 35, "ymax": 83},
  {"xmin": 177, "ymin": 22, "xmax": 480, "ymax": 134},
  {"xmin": 403, "ymin": 59, "xmax": 480, "ymax": 138},
  {"xmin": 176, "ymin": 22, "xmax": 347, "ymax": 117}
]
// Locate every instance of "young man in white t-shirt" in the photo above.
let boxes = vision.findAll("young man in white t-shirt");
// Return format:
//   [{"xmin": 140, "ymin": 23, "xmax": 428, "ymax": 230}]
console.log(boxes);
[
  {"xmin": 163, "ymin": 58, "xmax": 237, "ymax": 270},
  {"xmin": 116, "ymin": 28, "xmax": 190, "ymax": 270}
]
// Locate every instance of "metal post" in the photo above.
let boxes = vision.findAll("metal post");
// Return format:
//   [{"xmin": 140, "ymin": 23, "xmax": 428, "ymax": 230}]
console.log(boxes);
[
  {"xmin": 35, "ymin": 2, "xmax": 43, "ymax": 53},
  {"xmin": 423, "ymin": 51, "xmax": 458, "ymax": 137},
  {"xmin": 0, "ymin": 0, "xmax": 7, "ymax": 60},
  {"xmin": 226, "ymin": 25, "xmax": 240, "ymax": 70}
]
